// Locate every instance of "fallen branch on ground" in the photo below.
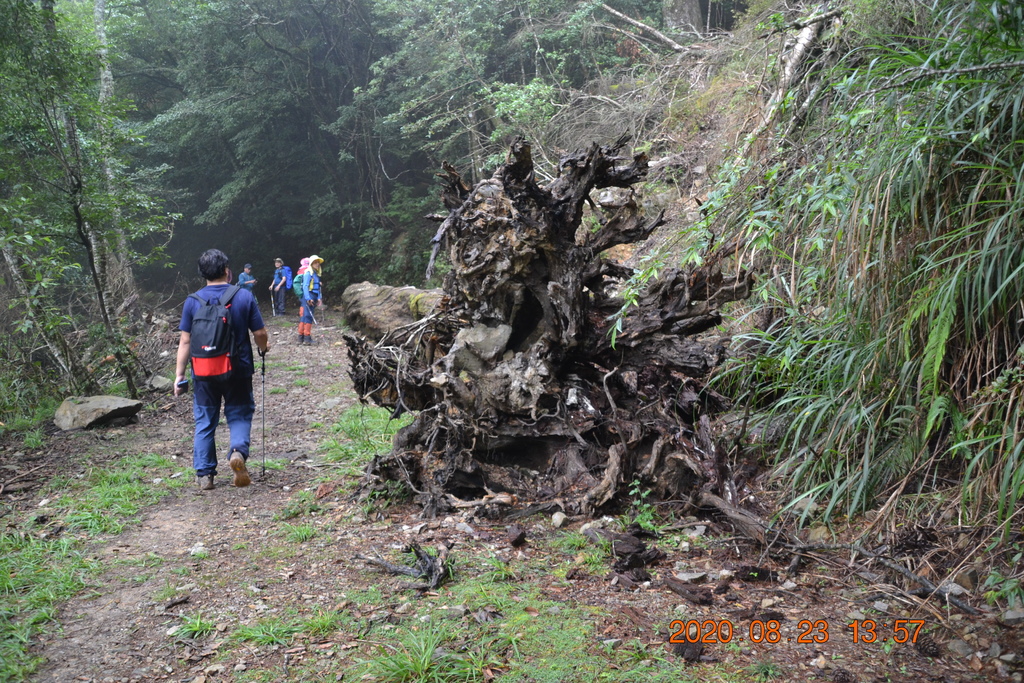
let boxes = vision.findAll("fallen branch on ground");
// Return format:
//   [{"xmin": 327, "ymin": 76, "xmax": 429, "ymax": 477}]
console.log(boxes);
[{"xmin": 356, "ymin": 542, "xmax": 455, "ymax": 591}]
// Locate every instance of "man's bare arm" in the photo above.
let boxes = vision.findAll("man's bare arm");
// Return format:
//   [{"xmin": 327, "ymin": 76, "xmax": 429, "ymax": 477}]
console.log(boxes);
[
  {"xmin": 253, "ymin": 328, "xmax": 270, "ymax": 355},
  {"xmin": 174, "ymin": 332, "xmax": 190, "ymax": 396}
]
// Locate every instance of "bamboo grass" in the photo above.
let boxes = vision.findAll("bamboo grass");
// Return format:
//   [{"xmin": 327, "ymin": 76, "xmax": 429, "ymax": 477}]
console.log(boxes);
[{"xmin": 712, "ymin": 0, "xmax": 1024, "ymax": 524}]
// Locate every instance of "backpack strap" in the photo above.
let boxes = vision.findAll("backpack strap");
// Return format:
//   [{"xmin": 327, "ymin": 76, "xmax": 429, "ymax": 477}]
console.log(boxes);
[
  {"xmin": 189, "ymin": 284, "xmax": 241, "ymax": 306},
  {"xmin": 221, "ymin": 284, "xmax": 241, "ymax": 306}
]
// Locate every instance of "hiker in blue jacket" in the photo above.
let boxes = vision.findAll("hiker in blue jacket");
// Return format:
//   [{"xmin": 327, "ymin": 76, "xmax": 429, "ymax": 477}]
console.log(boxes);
[
  {"xmin": 297, "ymin": 254, "xmax": 323, "ymax": 345},
  {"xmin": 174, "ymin": 249, "xmax": 270, "ymax": 491},
  {"xmin": 269, "ymin": 257, "xmax": 289, "ymax": 316},
  {"xmin": 236, "ymin": 263, "xmax": 257, "ymax": 292}
]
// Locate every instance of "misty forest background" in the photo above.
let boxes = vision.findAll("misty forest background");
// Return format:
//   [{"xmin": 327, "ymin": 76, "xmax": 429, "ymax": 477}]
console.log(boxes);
[{"xmin": 4, "ymin": 0, "xmax": 1024, "ymax": 529}]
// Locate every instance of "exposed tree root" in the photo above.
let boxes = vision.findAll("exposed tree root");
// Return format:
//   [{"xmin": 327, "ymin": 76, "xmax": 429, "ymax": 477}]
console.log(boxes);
[{"xmin": 346, "ymin": 137, "xmax": 753, "ymax": 519}]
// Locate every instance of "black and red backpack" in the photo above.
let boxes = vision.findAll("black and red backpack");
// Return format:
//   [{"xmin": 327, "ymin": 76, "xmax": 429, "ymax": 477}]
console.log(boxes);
[{"xmin": 188, "ymin": 285, "xmax": 241, "ymax": 382}]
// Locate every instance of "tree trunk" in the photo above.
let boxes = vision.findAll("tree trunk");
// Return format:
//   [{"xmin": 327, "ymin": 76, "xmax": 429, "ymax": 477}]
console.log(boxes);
[
  {"xmin": 45, "ymin": 0, "xmax": 140, "ymax": 397},
  {"xmin": 93, "ymin": 0, "xmax": 138, "ymax": 308},
  {"xmin": 346, "ymin": 138, "xmax": 752, "ymax": 517},
  {"xmin": 662, "ymin": 0, "xmax": 703, "ymax": 36}
]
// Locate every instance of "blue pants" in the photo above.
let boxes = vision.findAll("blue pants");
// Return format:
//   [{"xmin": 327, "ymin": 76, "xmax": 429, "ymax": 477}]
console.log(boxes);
[
  {"xmin": 301, "ymin": 299, "xmax": 317, "ymax": 324},
  {"xmin": 192, "ymin": 375, "xmax": 255, "ymax": 477},
  {"xmin": 273, "ymin": 286, "xmax": 286, "ymax": 314}
]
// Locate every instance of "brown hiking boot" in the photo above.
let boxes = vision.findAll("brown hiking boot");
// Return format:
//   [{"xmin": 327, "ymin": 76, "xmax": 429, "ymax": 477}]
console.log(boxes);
[
  {"xmin": 229, "ymin": 451, "xmax": 251, "ymax": 487},
  {"xmin": 197, "ymin": 475, "xmax": 215, "ymax": 491}
]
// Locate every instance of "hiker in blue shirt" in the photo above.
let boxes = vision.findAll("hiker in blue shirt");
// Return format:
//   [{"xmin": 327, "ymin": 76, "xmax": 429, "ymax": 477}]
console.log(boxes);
[
  {"xmin": 269, "ymin": 257, "xmax": 290, "ymax": 316},
  {"xmin": 236, "ymin": 263, "xmax": 257, "ymax": 292},
  {"xmin": 174, "ymin": 249, "xmax": 270, "ymax": 491}
]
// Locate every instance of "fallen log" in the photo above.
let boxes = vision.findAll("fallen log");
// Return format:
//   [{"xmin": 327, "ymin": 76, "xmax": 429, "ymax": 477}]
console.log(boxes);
[{"xmin": 346, "ymin": 137, "xmax": 753, "ymax": 517}]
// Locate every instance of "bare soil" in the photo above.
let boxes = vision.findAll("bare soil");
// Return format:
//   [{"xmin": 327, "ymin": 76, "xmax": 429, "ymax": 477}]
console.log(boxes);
[{"xmin": 2, "ymin": 311, "xmax": 1021, "ymax": 683}]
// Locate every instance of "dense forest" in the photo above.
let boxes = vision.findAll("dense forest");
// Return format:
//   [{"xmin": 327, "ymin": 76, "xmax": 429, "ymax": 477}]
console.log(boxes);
[{"xmin": 3, "ymin": 0, "xmax": 1024, "ymax": 531}]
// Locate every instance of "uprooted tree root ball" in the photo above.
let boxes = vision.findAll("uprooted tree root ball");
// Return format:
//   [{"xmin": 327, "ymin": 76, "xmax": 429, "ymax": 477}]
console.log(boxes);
[{"xmin": 345, "ymin": 137, "xmax": 753, "ymax": 519}]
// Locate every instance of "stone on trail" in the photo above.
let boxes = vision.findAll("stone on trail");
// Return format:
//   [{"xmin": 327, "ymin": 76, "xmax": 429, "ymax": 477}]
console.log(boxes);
[{"xmin": 54, "ymin": 395, "xmax": 144, "ymax": 430}]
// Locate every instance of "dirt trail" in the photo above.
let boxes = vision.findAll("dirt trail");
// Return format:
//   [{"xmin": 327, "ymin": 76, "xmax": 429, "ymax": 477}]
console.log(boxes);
[{"xmin": 31, "ymin": 312, "xmax": 355, "ymax": 682}]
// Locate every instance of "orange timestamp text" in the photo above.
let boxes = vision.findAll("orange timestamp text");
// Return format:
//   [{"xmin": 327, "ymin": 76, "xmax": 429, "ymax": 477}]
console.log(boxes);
[{"xmin": 669, "ymin": 619, "xmax": 927, "ymax": 645}]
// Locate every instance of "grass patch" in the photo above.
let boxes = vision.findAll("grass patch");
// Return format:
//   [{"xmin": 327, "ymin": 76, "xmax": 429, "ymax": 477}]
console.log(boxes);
[
  {"xmin": 0, "ymin": 534, "xmax": 98, "ymax": 681},
  {"xmin": 268, "ymin": 387, "xmax": 287, "ymax": 395},
  {"xmin": 280, "ymin": 523, "xmax": 316, "ymax": 543},
  {"xmin": 274, "ymin": 490, "xmax": 322, "ymax": 521},
  {"xmin": 300, "ymin": 608, "xmax": 348, "ymax": 638},
  {"xmin": 747, "ymin": 660, "xmax": 785, "ymax": 680},
  {"xmin": 0, "ymin": 450, "xmax": 202, "ymax": 680},
  {"xmin": 293, "ymin": 378, "xmax": 311, "ymax": 387},
  {"xmin": 57, "ymin": 453, "xmax": 190, "ymax": 536},
  {"xmin": 359, "ymin": 622, "xmax": 504, "ymax": 683},
  {"xmin": 173, "ymin": 611, "xmax": 218, "ymax": 639},
  {"xmin": 153, "ymin": 581, "xmax": 179, "ymax": 602},
  {"xmin": 322, "ymin": 406, "xmax": 413, "ymax": 474},
  {"xmin": 234, "ymin": 616, "xmax": 301, "ymax": 645}
]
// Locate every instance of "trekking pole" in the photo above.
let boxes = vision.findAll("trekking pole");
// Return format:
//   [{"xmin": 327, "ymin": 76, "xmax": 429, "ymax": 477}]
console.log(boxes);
[
  {"xmin": 308, "ymin": 304, "xmax": 319, "ymax": 344},
  {"xmin": 271, "ymin": 292, "xmax": 277, "ymax": 317},
  {"xmin": 259, "ymin": 348, "xmax": 267, "ymax": 478}
]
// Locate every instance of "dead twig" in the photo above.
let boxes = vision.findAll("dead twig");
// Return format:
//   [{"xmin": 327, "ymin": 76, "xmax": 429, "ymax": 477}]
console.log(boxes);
[
  {"xmin": 0, "ymin": 463, "xmax": 48, "ymax": 495},
  {"xmin": 789, "ymin": 542, "xmax": 981, "ymax": 615}
]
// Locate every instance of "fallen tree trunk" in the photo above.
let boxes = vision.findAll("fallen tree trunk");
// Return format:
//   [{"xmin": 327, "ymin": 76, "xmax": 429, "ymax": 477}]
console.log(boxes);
[
  {"xmin": 346, "ymin": 137, "xmax": 752, "ymax": 517},
  {"xmin": 340, "ymin": 281, "xmax": 441, "ymax": 342}
]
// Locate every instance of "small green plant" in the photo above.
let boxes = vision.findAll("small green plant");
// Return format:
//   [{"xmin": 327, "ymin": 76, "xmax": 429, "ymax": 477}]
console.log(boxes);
[
  {"xmin": 983, "ymin": 567, "xmax": 1024, "ymax": 608},
  {"xmin": 234, "ymin": 617, "xmax": 301, "ymax": 645},
  {"xmin": 747, "ymin": 660, "xmax": 784, "ymax": 680},
  {"xmin": 301, "ymin": 608, "xmax": 346, "ymax": 638},
  {"xmin": 627, "ymin": 478, "xmax": 659, "ymax": 532},
  {"xmin": 294, "ymin": 378, "xmax": 311, "ymax": 387},
  {"xmin": 274, "ymin": 491, "xmax": 322, "ymax": 521},
  {"xmin": 174, "ymin": 612, "xmax": 217, "ymax": 639},
  {"xmin": 281, "ymin": 523, "xmax": 316, "ymax": 543},
  {"xmin": 22, "ymin": 429, "xmax": 43, "ymax": 449},
  {"xmin": 119, "ymin": 552, "xmax": 164, "ymax": 568},
  {"xmin": 549, "ymin": 531, "xmax": 589, "ymax": 553},
  {"xmin": 482, "ymin": 554, "xmax": 517, "ymax": 582},
  {"xmin": 363, "ymin": 624, "xmax": 492, "ymax": 683},
  {"xmin": 153, "ymin": 581, "xmax": 178, "ymax": 602},
  {"xmin": 268, "ymin": 387, "xmax": 287, "ymax": 394}
]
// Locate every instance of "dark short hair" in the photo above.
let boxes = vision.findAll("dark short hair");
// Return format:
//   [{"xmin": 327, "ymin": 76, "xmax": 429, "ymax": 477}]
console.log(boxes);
[{"xmin": 197, "ymin": 249, "xmax": 229, "ymax": 280}]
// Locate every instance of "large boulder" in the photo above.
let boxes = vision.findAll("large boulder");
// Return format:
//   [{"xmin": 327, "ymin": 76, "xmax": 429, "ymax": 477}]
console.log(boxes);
[
  {"xmin": 341, "ymin": 282, "xmax": 440, "ymax": 341},
  {"xmin": 54, "ymin": 396, "xmax": 144, "ymax": 430}
]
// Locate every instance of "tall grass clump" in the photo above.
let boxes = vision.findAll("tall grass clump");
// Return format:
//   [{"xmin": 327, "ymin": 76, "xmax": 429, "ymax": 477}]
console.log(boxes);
[{"xmin": 712, "ymin": 0, "xmax": 1024, "ymax": 524}]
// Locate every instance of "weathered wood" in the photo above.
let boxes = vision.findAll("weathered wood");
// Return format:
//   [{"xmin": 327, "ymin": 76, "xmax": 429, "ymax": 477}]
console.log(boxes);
[
  {"xmin": 356, "ymin": 542, "xmax": 454, "ymax": 591},
  {"xmin": 345, "ymin": 137, "xmax": 753, "ymax": 518},
  {"xmin": 340, "ymin": 282, "xmax": 440, "ymax": 342}
]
